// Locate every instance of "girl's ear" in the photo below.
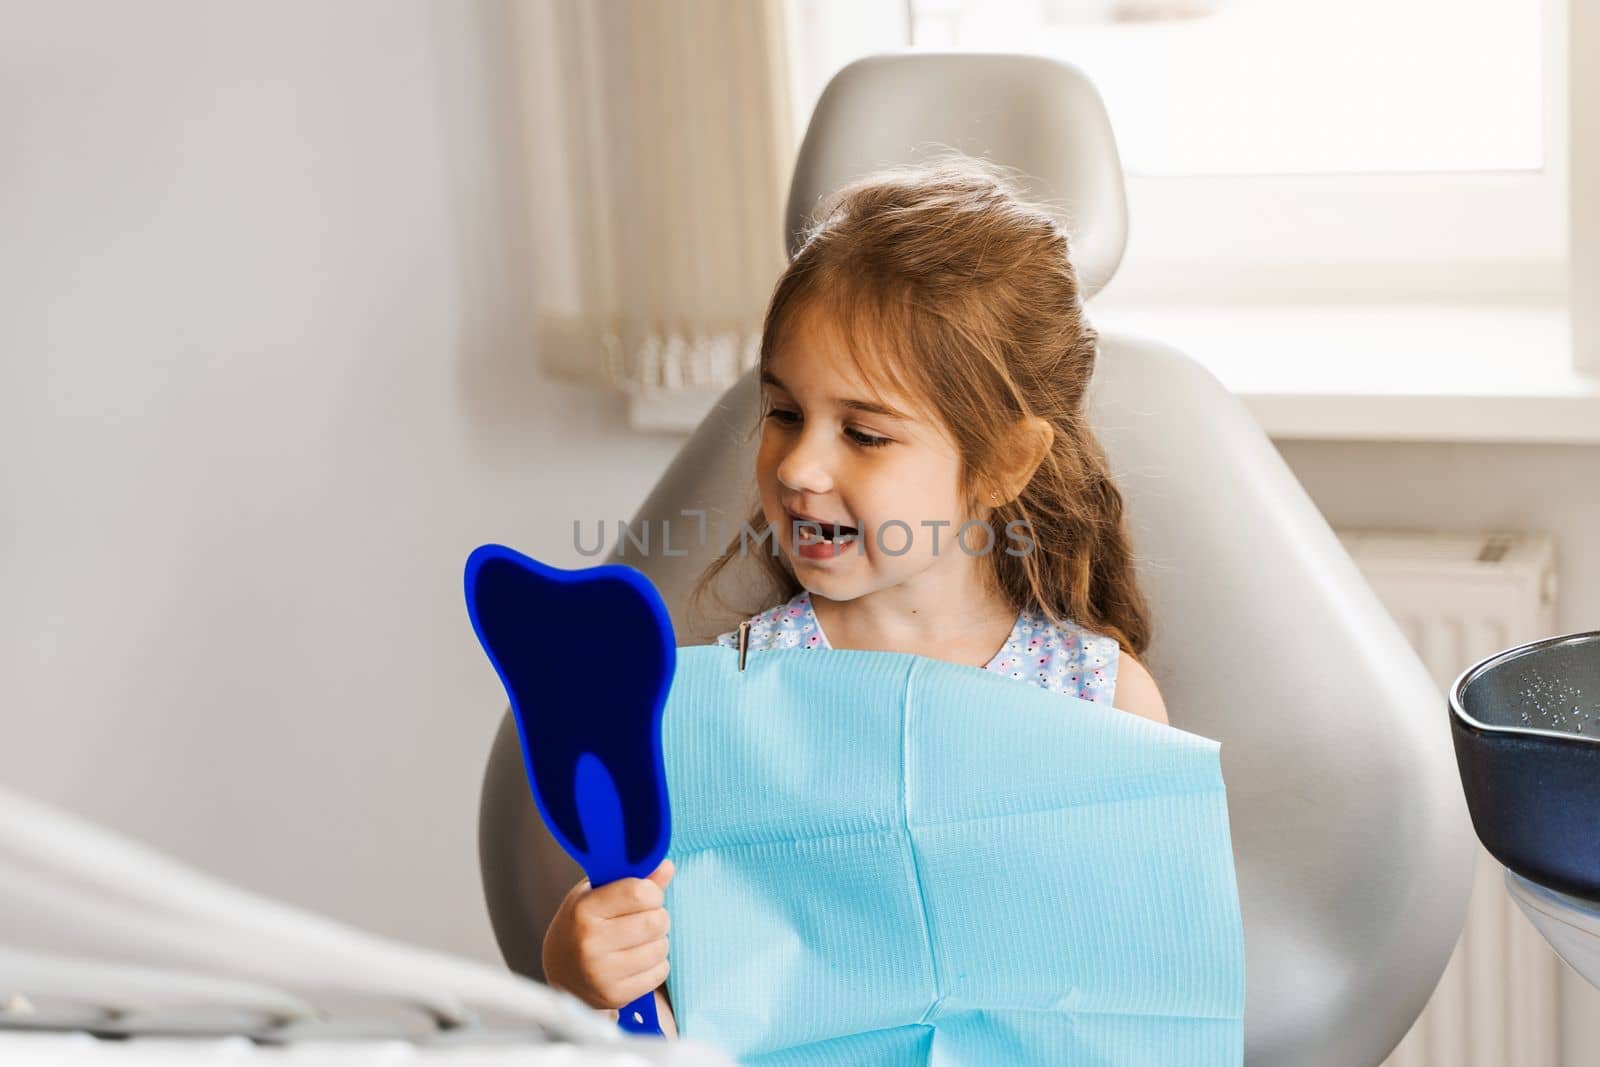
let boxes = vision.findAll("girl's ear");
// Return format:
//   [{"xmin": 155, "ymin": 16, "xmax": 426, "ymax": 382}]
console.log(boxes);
[{"xmin": 989, "ymin": 415, "xmax": 1055, "ymax": 504}]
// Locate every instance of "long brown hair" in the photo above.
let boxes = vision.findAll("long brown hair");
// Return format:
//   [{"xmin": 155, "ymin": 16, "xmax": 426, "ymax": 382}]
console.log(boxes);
[{"xmin": 689, "ymin": 154, "xmax": 1151, "ymax": 657}]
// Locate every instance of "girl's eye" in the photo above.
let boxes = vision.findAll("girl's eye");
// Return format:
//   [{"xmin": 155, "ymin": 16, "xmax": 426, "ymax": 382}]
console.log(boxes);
[
  {"xmin": 847, "ymin": 428, "xmax": 890, "ymax": 448},
  {"xmin": 764, "ymin": 407, "xmax": 890, "ymax": 448}
]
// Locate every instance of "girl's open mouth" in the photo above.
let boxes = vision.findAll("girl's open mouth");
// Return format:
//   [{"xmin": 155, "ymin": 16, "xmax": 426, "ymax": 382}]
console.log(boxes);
[{"xmin": 791, "ymin": 514, "xmax": 860, "ymax": 558}]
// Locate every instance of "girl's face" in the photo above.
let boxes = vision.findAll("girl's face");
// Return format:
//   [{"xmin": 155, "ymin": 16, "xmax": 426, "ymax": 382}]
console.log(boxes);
[{"xmin": 756, "ymin": 302, "xmax": 984, "ymax": 603}]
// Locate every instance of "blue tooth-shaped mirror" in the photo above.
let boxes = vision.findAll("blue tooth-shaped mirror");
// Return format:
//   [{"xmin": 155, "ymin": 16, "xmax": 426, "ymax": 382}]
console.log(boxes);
[{"xmin": 463, "ymin": 544, "xmax": 675, "ymax": 1037}]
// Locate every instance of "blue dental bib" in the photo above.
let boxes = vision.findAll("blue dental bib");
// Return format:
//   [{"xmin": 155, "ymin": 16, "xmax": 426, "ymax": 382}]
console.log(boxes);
[{"xmin": 660, "ymin": 645, "xmax": 1245, "ymax": 1066}]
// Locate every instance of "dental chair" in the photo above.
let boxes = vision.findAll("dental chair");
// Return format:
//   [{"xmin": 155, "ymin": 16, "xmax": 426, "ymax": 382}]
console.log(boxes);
[{"xmin": 479, "ymin": 52, "xmax": 1478, "ymax": 1066}]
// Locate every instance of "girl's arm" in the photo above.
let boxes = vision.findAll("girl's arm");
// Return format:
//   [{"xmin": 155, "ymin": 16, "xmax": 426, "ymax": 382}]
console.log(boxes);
[{"xmin": 1111, "ymin": 654, "xmax": 1169, "ymax": 725}]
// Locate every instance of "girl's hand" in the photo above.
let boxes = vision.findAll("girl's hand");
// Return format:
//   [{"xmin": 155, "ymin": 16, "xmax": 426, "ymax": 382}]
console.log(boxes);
[{"xmin": 542, "ymin": 858, "xmax": 675, "ymax": 1016}]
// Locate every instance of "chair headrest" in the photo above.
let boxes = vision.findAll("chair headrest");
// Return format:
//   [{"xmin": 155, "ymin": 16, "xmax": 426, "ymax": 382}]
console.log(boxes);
[{"xmin": 786, "ymin": 51, "xmax": 1128, "ymax": 299}]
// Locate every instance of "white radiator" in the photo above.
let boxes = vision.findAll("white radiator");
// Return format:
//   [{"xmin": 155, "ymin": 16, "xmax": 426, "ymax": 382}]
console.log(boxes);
[{"xmin": 1337, "ymin": 529, "xmax": 1561, "ymax": 1067}]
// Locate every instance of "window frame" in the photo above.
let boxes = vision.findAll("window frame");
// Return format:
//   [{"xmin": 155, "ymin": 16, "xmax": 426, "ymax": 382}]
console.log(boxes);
[{"xmin": 1572, "ymin": 0, "xmax": 1599, "ymax": 374}]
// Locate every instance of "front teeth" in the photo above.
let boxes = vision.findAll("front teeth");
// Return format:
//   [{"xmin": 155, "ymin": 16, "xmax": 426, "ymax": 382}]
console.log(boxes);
[{"xmin": 797, "ymin": 525, "xmax": 856, "ymax": 543}]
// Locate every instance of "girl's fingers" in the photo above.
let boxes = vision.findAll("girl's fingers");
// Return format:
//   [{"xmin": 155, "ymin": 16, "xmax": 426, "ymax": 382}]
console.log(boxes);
[
  {"xmin": 607, "ymin": 957, "xmax": 672, "ymax": 1009},
  {"xmin": 587, "ymin": 876, "xmax": 664, "ymax": 919},
  {"xmin": 592, "ymin": 936, "xmax": 669, "ymax": 985},
  {"xmin": 593, "ymin": 906, "xmax": 669, "ymax": 952},
  {"xmin": 580, "ymin": 906, "xmax": 668, "ymax": 955}
]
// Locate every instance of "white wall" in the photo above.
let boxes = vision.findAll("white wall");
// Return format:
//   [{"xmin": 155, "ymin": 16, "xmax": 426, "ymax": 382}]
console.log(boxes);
[
  {"xmin": 1277, "ymin": 440, "xmax": 1599, "ymax": 641},
  {"xmin": 0, "ymin": 0, "xmax": 684, "ymax": 964}
]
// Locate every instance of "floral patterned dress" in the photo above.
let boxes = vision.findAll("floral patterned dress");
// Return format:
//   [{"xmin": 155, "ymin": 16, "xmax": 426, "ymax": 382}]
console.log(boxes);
[{"xmin": 712, "ymin": 588, "xmax": 1120, "ymax": 706}]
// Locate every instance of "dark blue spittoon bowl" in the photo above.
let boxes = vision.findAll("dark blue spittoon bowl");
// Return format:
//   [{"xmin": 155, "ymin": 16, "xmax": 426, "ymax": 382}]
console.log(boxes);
[
  {"xmin": 463, "ymin": 544, "xmax": 675, "ymax": 1037},
  {"xmin": 1450, "ymin": 630, "xmax": 1600, "ymax": 903}
]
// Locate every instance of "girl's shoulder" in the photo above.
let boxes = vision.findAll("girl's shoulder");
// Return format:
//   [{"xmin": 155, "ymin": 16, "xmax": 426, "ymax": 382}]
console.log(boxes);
[
  {"xmin": 710, "ymin": 589, "xmax": 823, "ymax": 652},
  {"xmin": 1006, "ymin": 607, "xmax": 1120, "ymax": 707}
]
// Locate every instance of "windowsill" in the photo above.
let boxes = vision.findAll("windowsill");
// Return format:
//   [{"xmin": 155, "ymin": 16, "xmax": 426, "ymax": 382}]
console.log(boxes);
[
  {"xmin": 1091, "ymin": 303, "xmax": 1600, "ymax": 444},
  {"xmin": 624, "ymin": 304, "xmax": 1600, "ymax": 444}
]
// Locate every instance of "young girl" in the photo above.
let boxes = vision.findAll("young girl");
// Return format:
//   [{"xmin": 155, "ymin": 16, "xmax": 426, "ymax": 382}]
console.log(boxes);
[{"xmin": 541, "ymin": 155, "xmax": 1168, "ymax": 1038}]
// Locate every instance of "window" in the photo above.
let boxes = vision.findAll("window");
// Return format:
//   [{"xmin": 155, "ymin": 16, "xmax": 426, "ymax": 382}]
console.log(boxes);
[
  {"xmin": 910, "ymin": 0, "xmax": 1544, "ymax": 177},
  {"xmin": 786, "ymin": 0, "xmax": 1569, "ymax": 305}
]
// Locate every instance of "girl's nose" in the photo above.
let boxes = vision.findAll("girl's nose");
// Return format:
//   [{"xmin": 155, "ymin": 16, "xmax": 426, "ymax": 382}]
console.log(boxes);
[{"xmin": 774, "ymin": 432, "xmax": 834, "ymax": 496}]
